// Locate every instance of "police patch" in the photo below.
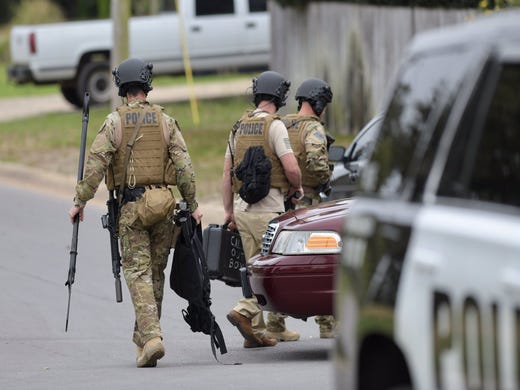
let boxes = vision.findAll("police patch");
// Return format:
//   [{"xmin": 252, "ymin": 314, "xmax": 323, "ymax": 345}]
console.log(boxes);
[
  {"xmin": 240, "ymin": 122, "xmax": 264, "ymax": 135},
  {"xmin": 124, "ymin": 111, "xmax": 159, "ymax": 126}
]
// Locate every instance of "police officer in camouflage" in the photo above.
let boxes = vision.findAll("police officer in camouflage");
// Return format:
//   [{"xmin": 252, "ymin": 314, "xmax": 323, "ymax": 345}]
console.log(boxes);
[
  {"xmin": 68, "ymin": 58, "xmax": 203, "ymax": 367},
  {"xmin": 223, "ymin": 71, "xmax": 304, "ymax": 348},
  {"xmin": 266, "ymin": 78, "xmax": 336, "ymax": 339}
]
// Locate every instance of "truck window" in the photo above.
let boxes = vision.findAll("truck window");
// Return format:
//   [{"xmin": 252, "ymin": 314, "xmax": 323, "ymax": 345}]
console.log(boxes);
[
  {"xmin": 196, "ymin": 0, "xmax": 234, "ymax": 16},
  {"xmin": 249, "ymin": 0, "xmax": 267, "ymax": 12},
  {"xmin": 364, "ymin": 49, "xmax": 477, "ymax": 199},
  {"xmin": 438, "ymin": 63, "xmax": 520, "ymax": 209}
]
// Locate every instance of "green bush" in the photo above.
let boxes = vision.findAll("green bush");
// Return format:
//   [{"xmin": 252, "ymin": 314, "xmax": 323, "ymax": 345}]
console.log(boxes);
[
  {"xmin": 11, "ymin": 0, "xmax": 65, "ymax": 25},
  {"xmin": 0, "ymin": 28, "xmax": 9, "ymax": 63},
  {"xmin": 0, "ymin": 0, "xmax": 66, "ymax": 68}
]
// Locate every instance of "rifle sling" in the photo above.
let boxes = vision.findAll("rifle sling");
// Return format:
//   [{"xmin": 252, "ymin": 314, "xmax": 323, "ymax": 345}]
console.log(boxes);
[
  {"xmin": 227, "ymin": 119, "xmax": 241, "ymax": 186},
  {"xmin": 116, "ymin": 109, "xmax": 149, "ymax": 210}
]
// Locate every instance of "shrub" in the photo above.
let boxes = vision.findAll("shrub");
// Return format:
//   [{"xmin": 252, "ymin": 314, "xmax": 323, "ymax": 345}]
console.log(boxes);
[{"xmin": 12, "ymin": 0, "xmax": 65, "ymax": 25}]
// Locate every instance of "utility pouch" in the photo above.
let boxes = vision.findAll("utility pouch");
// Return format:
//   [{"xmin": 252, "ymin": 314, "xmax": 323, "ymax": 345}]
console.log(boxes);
[
  {"xmin": 235, "ymin": 146, "xmax": 271, "ymax": 204},
  {"xmin": 137, "ymin": 187, "xmax": 176, "ymax": 227}
]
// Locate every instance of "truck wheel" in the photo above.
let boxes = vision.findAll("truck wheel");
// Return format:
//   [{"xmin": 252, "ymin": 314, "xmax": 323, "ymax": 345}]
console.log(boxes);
[
  {"xmin": 60, "ymin": 84, "xmax": 82, "ymax": 108},
  {"xmin": 77, "ymin": 61, "xmax": 111, "ymax": 106}
]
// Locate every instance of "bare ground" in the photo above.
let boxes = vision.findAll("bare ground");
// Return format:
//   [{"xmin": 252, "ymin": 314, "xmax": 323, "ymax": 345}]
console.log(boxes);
[{"xmin": 0, "ymin": 161, "xmax": 224, "ymax": 227}]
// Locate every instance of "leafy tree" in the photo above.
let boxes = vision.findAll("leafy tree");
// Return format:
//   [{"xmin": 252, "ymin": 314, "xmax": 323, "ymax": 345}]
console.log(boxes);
[
  {"xmin": 10, "ymin": 0, "xmax": 65, "ymax": 24},
  {"xmin": 1, "ymin": 0, "xmax": 21, "ymax": 25},
  {"xmin": 48, "ymin": 0, "xmax": 164, "ymax": 20}
]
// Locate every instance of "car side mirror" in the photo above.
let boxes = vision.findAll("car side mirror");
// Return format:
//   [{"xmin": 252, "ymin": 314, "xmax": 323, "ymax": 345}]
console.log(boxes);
[
  {"xmin": 345, "ymin": 141, "xmax": 358, "ymax": 163},
  {"xmin": 328, "ymin": 145, "xmax": 346, "ymax": 163}
]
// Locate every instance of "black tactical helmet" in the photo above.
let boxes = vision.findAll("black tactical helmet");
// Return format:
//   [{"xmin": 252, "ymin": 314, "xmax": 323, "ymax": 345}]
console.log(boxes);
[
  {"xmin": 295, "ymin": 78, "xmax": 333, "ymax": 116},
  {"xmin": 112, "ymin": 58, "xmax": 153, "ymax": 97},
  {"xmin": 252, "ymin": 71, "xmax": 291, "ymax": 109}
]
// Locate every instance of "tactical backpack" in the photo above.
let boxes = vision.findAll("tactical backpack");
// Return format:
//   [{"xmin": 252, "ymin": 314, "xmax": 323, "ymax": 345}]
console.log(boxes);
[
  {"xmin": 235, "ymin": 145, "xmax": 272, "ymax": 204},
  {"xmin": 170, "ymin": 201, "xmax": 227, "ymax": 361}
]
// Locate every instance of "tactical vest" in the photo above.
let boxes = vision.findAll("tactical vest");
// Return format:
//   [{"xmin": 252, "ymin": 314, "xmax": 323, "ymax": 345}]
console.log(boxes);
[
  {"xmin": 106, "ymin": 104, "xmax": 176, "ymax": 190},
  {"xmin": 231, "ymin": 111, "xmax": 289, "ymax": 194},
  {"xmin": 283, "ymin": 113, "xmax": 323, "ymax": 189}
]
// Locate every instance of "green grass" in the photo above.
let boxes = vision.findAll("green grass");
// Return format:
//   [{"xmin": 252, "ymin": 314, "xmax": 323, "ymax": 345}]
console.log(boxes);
[
  {"xmin": 0, "ymin": 96, "xmax": 252, "ymax": 198},
  {"xmin": 0, "ymin": 94, "xmax": 352, "ymax": 199},
  {"xmin": 0, "ymin": 61, "xmax": 255, "ymax": 98},
  {"xmin": 0, "ymin": 63, "xmax": 60, "ymax": 97},
  {"xmin": 0, "ymin": 59, "xmax": 352, "ymax": 200}
]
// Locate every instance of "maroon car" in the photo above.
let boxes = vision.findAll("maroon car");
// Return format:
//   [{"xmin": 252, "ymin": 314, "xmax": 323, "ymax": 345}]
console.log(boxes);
[{"xmin": 248, "ymin": 198, "xmax": 353, "ymax": 319}]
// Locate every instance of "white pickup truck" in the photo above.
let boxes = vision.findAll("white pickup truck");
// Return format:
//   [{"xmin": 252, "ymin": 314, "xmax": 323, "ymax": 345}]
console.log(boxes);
[{"xmin": 7, "ymin": 0, "xmax": 269, "ymax": 107}]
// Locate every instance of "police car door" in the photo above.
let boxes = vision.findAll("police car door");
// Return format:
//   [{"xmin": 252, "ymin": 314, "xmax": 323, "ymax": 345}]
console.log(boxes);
[{"xmin": 396, "ymin": 54, "xmax": 520, "ymax": 390}]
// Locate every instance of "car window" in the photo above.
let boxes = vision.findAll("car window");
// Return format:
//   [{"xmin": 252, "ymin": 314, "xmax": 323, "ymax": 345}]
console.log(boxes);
[
  {"xmin": 196, "ymin": 0, "xmax": 234, "ymax": 16},
  {"xmin": 362, "ymin": 48, "xmax": 478, "ymax": 199},
  {"xmin": 249, "ymin": 0, "xmax": 267, "ymax": 12},
  {"xmin": 348, "ymin": 117, "xmax": 382, "ymax": 162},
  {"xmin": 438, "ymin": 62, "xmax": 520, "ymax": 209}
]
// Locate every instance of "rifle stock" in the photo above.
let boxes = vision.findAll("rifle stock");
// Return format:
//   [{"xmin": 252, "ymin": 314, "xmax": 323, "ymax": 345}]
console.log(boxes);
[{"xmin": 65, "ymin": 91, "xmax": 90, "ymax": 332}]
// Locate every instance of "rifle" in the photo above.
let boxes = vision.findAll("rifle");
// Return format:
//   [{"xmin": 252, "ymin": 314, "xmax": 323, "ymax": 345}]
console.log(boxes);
[
  {"xmin": 101, "ymin": 190, "xmax": 123, "ymax": 303},
  {"xmin": 65, "ymin": 91, "xmax": 90, "ymax": 332}
]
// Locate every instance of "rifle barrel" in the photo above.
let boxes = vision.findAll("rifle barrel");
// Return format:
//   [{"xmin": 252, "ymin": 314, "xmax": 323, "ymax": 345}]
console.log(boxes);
[
  {"xmin": 115, "ymin": 278, "xmax": 123, "ymax": 303},
  {"xmin": 65, "ymin": 91, "xmax": 90, "ymax": 331}
]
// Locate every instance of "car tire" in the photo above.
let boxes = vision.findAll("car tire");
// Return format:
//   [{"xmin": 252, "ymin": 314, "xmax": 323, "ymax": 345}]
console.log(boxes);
[
  {"xmin": 60, "ymin": 83, "xmax": 82, "ymax": 108},
  {"xmin": 76, "ymin": 61, "xmax": 111, "ymax": 106}
]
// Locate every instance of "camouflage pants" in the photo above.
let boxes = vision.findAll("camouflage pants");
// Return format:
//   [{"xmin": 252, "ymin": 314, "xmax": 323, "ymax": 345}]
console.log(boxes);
[
  {"xmin": 118, "ymin": 200, "xmax": 173, "ymax": 347},
  {"xmin": 314, "ymin": 315, "xmax": 336, "ymax": 332},
  {"xmin": 266, "ymin": 313, "xmax": 335, "ymax": 332}
]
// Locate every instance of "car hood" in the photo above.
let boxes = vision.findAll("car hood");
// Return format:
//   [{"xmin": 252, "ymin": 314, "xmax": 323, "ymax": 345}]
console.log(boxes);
[{"xmin": 275, "ymin": 198, "xmax": 354, "ymax": 231}]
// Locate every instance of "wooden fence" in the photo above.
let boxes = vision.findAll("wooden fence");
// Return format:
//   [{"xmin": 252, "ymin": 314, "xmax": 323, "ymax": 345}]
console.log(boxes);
[{"xmin": 269, "ymin": 2, "xmax": 476, "ymax": 134}]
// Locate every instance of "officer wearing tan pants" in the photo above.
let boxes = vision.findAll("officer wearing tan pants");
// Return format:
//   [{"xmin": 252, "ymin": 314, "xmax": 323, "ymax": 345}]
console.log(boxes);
[{"xmin": 222, "ymin": 71, "xmax": 304, "ymax": 348}]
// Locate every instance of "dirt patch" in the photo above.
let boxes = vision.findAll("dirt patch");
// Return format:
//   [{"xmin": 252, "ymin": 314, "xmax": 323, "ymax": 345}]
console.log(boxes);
[
  {"xmin": 18, "ymin": 147, "xmax": 80, "ymax": 177},
  {"xmin": 0, "ymin": 162, "xmax": 225, "ymax": 227}
]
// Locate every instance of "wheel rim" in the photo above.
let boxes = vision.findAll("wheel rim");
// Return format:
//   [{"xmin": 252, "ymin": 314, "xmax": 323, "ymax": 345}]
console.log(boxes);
[{"xmin": 87, "ymin": 68, "xmax": 111, "ymax": 104}]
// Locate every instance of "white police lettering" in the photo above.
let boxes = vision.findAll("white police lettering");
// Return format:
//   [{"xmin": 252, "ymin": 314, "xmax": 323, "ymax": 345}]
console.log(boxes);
[
  {"xmin": 433, "ymin": 290, "xmax": 518, "ymax": 389},
  {"xmin": 125, "ymin": 111, "xmax": 158, "ymax": 126}
]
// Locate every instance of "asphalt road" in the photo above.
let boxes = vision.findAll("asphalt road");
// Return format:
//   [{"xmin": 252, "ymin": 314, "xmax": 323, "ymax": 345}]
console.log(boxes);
[{"xmin": 0, "ymin": 181, "xmax": 335, "ymax": 390}]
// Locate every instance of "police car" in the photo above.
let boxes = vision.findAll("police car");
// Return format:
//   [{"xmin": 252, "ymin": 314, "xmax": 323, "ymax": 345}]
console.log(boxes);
[{"xmin": 333, "ymin": 9, "xmax": 520, "ymax": 390}]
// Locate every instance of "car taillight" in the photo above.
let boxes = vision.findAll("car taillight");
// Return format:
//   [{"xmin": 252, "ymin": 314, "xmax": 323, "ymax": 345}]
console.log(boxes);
[{"xmin": 29, "ymin": 32, "xmax": 36, "ymax": 54}]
